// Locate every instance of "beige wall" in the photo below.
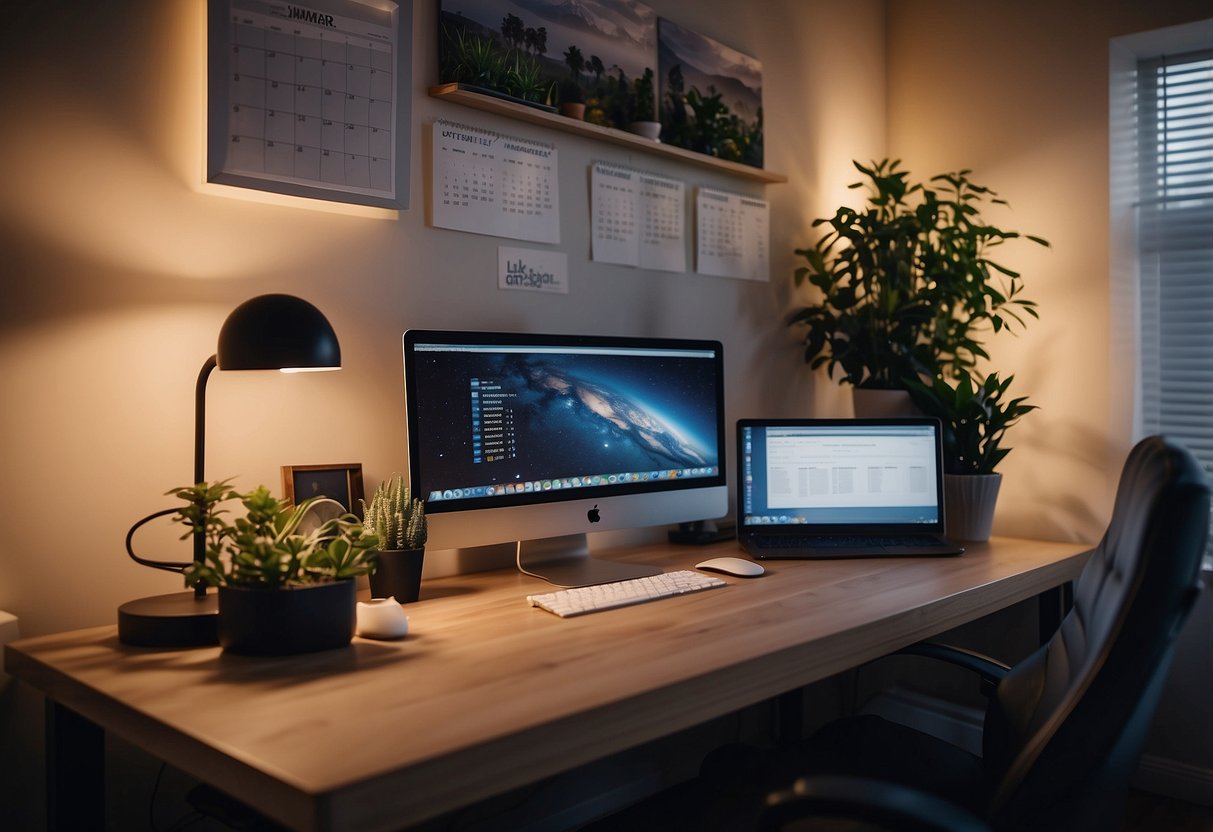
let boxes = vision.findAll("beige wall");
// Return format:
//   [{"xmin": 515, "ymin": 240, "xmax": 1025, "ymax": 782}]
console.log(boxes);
[
  {"xmin": 3, "ymin": 0, "xmax": 1208, "ymax": 639},
  {"xmin": 0, "ymin": 0, "xmax": 886, "ymax": 639},
  {"xmin": 4, "ymin": 1, "xmax": 1212, "ymax": 827},
  {"xmin": 886, "ymin": 0, "xmax": 1213, "ymax": 542}
]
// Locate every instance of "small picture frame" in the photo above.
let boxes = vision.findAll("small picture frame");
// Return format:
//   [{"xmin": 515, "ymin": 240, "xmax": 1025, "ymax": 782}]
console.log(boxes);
[{"xmin": 282, "ymin": 464, "xmax": 365, "ymax": 515}]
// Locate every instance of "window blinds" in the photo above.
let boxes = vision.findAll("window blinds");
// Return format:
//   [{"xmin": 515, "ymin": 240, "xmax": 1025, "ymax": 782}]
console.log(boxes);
[{"xmin": 1137, "ymin": 50, "xmax": 1213, "ymax": 474}]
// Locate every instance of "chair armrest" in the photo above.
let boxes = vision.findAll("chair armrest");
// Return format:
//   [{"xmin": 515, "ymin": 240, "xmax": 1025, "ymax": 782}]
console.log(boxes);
[
  {"xmin": 896, "ymin": 642, "xmax": 1011, "ymax": 692},
  {"xmin": 760, "ymin": 775, "xmax": 990, "ymax": 832}
]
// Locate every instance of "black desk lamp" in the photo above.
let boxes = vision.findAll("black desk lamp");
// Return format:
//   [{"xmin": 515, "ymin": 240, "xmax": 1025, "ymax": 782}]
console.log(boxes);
[{"xmin": 118, "ymin": 294, "xmax": 341, "ymax": 647}]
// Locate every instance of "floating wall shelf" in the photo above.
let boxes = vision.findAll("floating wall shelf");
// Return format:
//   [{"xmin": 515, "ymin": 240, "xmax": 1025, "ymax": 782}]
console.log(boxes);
[{"xmin": 429, "ymin": 84, "xmax": 788, "ymax": 185}]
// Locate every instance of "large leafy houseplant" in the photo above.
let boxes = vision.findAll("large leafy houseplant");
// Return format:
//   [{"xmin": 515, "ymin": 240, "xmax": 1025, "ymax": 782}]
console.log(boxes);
[{"xmin": 790, "ymin": 159, "xmax": 1049, "ymax": 390}]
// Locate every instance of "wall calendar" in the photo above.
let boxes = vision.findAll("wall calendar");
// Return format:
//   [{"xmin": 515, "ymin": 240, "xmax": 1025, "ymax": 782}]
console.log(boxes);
[
  {"xmin": 431, "ymin": 120, "xmax": 560, "ymax": 244},
  {"xmin": 207, "ymin": 0, "xmax": 411, "ymax": 208},
  {"xmin": 590, "ymin": 162, "xmax": 685, "ymax": 272},
  {"xmin": 696, "ymin": 188, "xmax": 769, "ymax": 281}
]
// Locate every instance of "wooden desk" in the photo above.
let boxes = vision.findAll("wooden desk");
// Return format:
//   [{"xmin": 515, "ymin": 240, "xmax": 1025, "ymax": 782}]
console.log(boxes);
[{"xmin": 5, "ymin": 537, "xmax": 1088, "ymax": 832}]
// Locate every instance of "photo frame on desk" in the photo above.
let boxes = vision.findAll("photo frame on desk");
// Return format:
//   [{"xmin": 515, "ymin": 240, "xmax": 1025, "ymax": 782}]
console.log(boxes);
[
  {"xmin": 207, "ymin": 0, "xmax": 413, "ymax": 208},
  {"xmin": 282, "ymin": 464, "xmax": 365, "ymax": 515}
]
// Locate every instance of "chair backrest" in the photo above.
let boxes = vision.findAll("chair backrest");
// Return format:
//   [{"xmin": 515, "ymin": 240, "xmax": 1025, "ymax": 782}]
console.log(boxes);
[{"xmin": 981, "ymin": 436, "xmax": 1209, "ymax": 831}]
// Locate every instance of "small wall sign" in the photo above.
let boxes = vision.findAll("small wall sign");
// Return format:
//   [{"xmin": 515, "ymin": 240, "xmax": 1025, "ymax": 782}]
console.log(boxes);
[{"xmin": 498, "ymin": 247, "xmax": 568, "ymax": 294}]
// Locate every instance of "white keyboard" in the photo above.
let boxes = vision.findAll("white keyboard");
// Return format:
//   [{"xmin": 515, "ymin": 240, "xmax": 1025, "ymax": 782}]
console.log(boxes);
[{"xmin": 527, "ymin": 570, "xmax": 727, "ymax": 617}]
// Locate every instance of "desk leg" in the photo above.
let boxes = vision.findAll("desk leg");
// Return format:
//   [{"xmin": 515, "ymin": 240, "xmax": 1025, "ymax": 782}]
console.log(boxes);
[
  {"xmin": 46, "ymin": 701, "xmax": 104, "ymax": 832},
  {"xmin": 1038, "ymin": 581, "xmax": 1074, "ymax": 646},
  {"xmin": 776, "ymin": 689, "xmax": 804, "ymax": 744}
]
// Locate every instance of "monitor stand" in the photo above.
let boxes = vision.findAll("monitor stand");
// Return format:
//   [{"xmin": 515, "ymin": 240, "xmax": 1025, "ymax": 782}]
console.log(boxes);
[{"xmin": 516, "ymin": 534, "xmax": 663, "ymax": 588}]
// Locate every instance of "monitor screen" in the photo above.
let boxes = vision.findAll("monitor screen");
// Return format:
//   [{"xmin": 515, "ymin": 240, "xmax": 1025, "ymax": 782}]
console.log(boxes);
[{"xmin": 402, "ymin": 330, "xmax": 727, "ymax": 584}]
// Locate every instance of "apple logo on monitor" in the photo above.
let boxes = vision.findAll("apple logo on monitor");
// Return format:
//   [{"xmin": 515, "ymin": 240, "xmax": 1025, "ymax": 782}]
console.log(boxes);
[{"xmin": 587, "ymin": 505, "xmax": 601, "ymax": 524}]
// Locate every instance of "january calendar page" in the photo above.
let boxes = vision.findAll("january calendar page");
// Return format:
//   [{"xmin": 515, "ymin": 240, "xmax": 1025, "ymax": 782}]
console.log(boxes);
[{"xmin": 207, "ymin": 0, "xmax": 411, "ymax": 208}]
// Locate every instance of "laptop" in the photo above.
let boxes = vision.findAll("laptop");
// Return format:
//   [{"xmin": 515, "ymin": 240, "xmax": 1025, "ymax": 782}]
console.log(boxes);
[{"xmin": 737, "ymin": 418, "xmax": 964, "ymax": 558}]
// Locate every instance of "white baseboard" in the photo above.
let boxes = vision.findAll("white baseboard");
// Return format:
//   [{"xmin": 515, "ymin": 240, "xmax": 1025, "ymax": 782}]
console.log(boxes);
[{"xmin": 1134, "ymin": 753, "xmax": 1213, "ymax": 807}]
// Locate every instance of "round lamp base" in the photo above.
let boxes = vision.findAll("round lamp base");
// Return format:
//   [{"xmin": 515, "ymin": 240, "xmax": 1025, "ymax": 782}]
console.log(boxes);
[{"xmin": 118, "ymin": 592, "xmax": 219, "ymax": 647}]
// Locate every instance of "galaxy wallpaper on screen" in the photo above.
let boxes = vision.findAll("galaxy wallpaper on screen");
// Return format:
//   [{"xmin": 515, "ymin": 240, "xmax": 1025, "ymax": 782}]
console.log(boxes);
[{"xmin": 411, "ymin": 348, "xmax": 720, "ymax": 496}]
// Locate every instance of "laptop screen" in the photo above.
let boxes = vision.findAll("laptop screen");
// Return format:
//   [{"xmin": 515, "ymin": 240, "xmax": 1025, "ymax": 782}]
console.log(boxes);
[{"xmin": 739, "ymin": 419, "xmax": 945, "ymax": 531}]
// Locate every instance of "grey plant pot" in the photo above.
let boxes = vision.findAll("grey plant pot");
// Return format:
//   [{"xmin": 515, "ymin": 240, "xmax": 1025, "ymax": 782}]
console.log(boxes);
[{"xmin": 944, "ymin": 473, "xmax": 1003, "ymax": 542}]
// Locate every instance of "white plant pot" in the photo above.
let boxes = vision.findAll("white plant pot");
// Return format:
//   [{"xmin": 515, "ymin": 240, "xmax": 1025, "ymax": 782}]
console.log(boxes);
[
  {"xmin": 944, "ymin": 473, "xmax": 1002, "ymax": 542},
  {"xmin": 627, "ymin": 121, "xmax": 662, "ymax": 141}
]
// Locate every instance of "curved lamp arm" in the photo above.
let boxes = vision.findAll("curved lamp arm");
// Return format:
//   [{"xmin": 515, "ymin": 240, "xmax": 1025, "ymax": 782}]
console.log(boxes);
[{"xmin": 123, "ymin": 354, "xmax": 219, "ymax": 582}]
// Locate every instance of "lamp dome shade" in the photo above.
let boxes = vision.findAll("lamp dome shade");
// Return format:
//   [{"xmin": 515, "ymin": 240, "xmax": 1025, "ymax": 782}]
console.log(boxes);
[{"xmin": 216, "ymin": 294, "xmax": 341, "ymax": 371}]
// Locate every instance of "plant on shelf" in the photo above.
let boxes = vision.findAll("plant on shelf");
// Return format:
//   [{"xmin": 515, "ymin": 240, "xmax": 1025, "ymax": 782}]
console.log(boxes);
[
  {"xmin": 504, "ymin": 52, "xmax": 551, "ymax": 106},
  {"xmin": 558, "ymin": 78, "xmax": 586, "ymax": 119},
  {"xmin": 171, "ymin": 481, "xmax": 378, "ymax": 654},
  {"xmin": 441, "ymin": 25, "xmax": 506, "ymax": 93},
  {"xmin": 631, "ymin": 68, "xmax": 656, "ymax": 121},
  {"xmin": 361, "ymin": 475, "xmax": 428, "ymax": 603},
  {"xmin": 789, "ymin": 159, "xmax": 1049, "ymax": 392},
  {"xmin": 626, "ymin": 68, "xmax": 661, "ymax": 140}
]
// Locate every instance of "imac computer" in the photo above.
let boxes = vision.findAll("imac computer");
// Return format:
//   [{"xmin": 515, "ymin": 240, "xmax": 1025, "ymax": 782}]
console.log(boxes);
[{"xmin": 402, "ymin": 330, "xmax": 727, "ymax": 587}]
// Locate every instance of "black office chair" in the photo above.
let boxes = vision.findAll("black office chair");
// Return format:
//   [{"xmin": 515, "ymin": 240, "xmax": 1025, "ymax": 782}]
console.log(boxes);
[{"xmin": 745, "ymin": 434, "xmax": 1209, "ymax": 832}]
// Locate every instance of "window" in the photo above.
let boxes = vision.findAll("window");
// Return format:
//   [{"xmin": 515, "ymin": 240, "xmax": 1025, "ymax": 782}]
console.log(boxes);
[
  {"xmin": 1112, "ymin": 21, "xmax": 1213, "ymax": 556},
  {"xmin": 1136, "ymin": 50, "xmax": 1213, "ymax": 468}
]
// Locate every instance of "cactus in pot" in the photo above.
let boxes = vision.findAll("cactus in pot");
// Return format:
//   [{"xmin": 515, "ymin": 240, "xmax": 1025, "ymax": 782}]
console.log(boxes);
[
  {"xmin": 362, "ymin": 474, "xmax": 427, "ymax": 550},
  {"xmin": 361, "ymin": 474, "xmax": 428, "ymax": 603}
]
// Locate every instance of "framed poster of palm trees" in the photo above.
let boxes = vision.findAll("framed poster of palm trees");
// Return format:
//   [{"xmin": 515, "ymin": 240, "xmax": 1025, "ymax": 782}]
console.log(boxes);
[
  {"xmin": 436, "ymin": 3, "xmax": 765, "ymax": 170},
  {"xmin": 438, "ymin": 0, "xmax": 657, "ymax": 127},
  {"xmin": 657, "ymin": 18, "xmax": 763, "ymax": 168}
]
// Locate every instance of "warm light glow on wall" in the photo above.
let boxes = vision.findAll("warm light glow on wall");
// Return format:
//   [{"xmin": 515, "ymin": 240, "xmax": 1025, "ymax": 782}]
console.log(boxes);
[{"xmin": 0, "ymin": 0, "xmax": 394, "ymax": 284}]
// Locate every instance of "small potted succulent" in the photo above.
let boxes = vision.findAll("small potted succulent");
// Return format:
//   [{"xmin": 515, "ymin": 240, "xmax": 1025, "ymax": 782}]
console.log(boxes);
[
  {"xmin": 627, "ymin": 68, "xmax": 661, "ymax": 140},
  {"xmin": 906, "ymin": 371, "xmax": 1037, "ymax": 541},
  {"xmin": 174, "ymin": 480, "xmax": 378, "ymax": 654},
  {"xmin": 558, "ymin": 78, "xmax": 586, "ymax": 120},
  {"xmin": 361, "ymin": 475, "xmax": 428, "ymax": 604}
]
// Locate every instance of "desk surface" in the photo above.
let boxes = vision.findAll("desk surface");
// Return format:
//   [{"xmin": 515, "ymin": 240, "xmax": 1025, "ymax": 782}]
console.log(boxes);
[{"xmin": 6, "ymin": 537, "xmax": 1088, "ymax": 832}]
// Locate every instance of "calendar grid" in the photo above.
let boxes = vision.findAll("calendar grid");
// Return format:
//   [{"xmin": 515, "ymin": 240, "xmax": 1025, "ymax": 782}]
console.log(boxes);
[
  {"xmin": 227, "ymin": 12, "xmax": 394, "ymax": 191},
  {"xmin": 208, "ymin": 0, "xmax": 408, "ymax": 208},
  {"xmin": 432, "ymin": 120, "xmax": 560, "ymax": 243},
  {"xmin": 591, "ymin": 161, "xmax": 686, "ymax": 272}
]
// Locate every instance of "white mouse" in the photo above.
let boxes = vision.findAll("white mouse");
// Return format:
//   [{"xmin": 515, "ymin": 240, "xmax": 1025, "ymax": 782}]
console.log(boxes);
[{"xmin": 695, "ymin": 556, "xmax": 765, "ymax": 577}]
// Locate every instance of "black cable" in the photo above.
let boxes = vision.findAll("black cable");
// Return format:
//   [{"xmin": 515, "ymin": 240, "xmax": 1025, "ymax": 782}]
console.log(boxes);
[{"xmin": 125, "ymin": 508, "xmax": 192, "ymax": 572}]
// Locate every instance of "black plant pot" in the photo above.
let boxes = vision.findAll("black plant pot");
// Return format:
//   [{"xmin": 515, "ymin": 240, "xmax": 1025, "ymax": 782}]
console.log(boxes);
[
  {"xmin": 368, "ymin": 548, "xmax": 425, "ymax": 603},
  {"xmin": 218, "ymin": 581, "xmax": 356, "ymax": 655}
]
